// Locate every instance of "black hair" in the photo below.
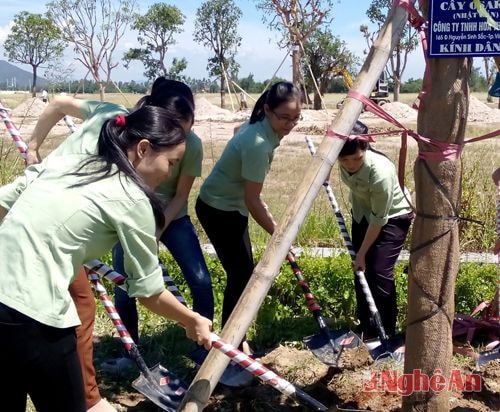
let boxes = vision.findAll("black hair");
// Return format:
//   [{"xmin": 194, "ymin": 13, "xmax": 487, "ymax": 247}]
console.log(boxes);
[
  {"xmin": 338, "ymin": 120, "xmax": 388, "ymax": 159},
  {"xmin": 136, "ymin": 77, "xmax": 195, "ymax": 110},
  {"xmin": 249, "ymin": 81, "xmax": 301, "ymax": 124},
  {"xmin": 135, "ymin": 93, "xmax": 194, "ymax": 127},
  {"xmin": 70, "ymin": 105, "xmax": 186, "ymax": 228}
]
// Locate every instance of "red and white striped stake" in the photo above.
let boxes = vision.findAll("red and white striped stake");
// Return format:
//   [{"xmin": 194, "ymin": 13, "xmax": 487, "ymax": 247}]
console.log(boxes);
[
  {"xmin": 0, "ymin": 101, "xmax": 28, "ymax": 159},
  {"xmin": 210, "ymin": 333, "xmax": 327, "ymax": 411}
]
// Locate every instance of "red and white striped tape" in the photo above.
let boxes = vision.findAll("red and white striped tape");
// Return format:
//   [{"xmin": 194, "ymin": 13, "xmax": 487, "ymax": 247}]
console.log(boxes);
[{"xmin": 0, "ymin": 102, "xmax": 28, "ymax": 159}]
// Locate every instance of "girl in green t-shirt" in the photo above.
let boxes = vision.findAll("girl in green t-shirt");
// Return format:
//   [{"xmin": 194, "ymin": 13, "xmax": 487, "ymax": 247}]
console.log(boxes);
[
  {"xmin": 0, "ymin": 106, "xmax": 212, "ymax": 412},
  {"xmin": 196, "ymin": 81, "xmax": 302, "ymax": 353}
]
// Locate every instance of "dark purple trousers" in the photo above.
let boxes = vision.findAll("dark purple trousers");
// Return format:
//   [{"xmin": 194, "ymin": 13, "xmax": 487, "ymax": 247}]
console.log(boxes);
[{"xmin": 351, "ymin": 213, "xmax": 413, "ymax": 338}]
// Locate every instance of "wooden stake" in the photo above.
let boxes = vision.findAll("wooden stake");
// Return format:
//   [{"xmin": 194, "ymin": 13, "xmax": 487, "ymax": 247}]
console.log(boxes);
[{"xmin": 179, "ymin": 2, "xmax": 417, "ymax": 410}]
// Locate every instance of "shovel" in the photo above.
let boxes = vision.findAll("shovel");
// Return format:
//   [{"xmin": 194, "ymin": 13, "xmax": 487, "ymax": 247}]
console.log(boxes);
[
  {"xmin": 88, "ymin": 271, "xmax": 187, "ymax": 412},
  {"xmin": 305, "ymin": 136, "xmax": 404, "ymax": 363},
  {"xmin": 86, "ymin": 260, "xmax": 256, "ymax": 389},
  {"xmin": 477, "ymin": 341, "xmax": 500, "ymax": 367},
  {"xmin": 286, "ymin": 252, "xmax": 362, "ymax": 366}
]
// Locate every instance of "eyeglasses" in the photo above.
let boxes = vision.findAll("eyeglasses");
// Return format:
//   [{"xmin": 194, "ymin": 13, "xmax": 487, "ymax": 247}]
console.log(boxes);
[{"xmin": 271, "ymin": 110, "xmax": 303, "ymax": 125}]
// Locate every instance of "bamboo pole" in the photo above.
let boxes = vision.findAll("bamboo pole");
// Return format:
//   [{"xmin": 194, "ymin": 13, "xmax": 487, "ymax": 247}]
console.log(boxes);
[
  {"xmin": 230, "ymin": 80, "xmax": 257, "ymax": 102},
  {"xmin": 179, "ymin": 3, "xmax": 416, "ymax": 410}
]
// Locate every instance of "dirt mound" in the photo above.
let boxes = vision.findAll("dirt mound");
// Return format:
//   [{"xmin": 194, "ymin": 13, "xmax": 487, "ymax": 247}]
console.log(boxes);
[
  {"xmin": 11, "ymin": 97, "xmax": 48, "ymax": 118},
  {"xmin": 381, "ymin": 101, "xmax": 418, "ymax": 122},
  {"xmin": 195, "ymin": 96, "xmax": 248, "ymax": 122},
  {"xmin": 468, "ymin": 95, "xmax": 500, "ymax": 123}
]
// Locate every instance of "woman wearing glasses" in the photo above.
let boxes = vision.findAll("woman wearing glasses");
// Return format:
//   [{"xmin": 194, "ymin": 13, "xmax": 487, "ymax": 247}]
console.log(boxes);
[{"xmin": 195, "ymin": 81, "xmax": 301, "ymax": 354}]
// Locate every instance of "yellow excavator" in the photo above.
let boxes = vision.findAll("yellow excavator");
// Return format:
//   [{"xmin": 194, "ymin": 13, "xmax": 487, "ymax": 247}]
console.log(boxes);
[{"xmin": 335, "ymin": 68, "xmax": 390, "ymax": 108}]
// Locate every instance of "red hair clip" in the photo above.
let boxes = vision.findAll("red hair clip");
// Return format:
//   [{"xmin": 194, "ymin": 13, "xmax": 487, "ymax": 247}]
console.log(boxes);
[{"xmin": 115, "ymin": 114, "xmax": 126, "ymax": 128}]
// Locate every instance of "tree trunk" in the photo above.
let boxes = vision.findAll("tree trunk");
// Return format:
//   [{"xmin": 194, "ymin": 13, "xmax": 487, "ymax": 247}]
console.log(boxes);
[
  {"xmin": 313, "ymin": 91, "xmax": 322, "ymax": 110},
  {"xmin": 402, "ymin": 5, "xmax": 471, "ymax": 409},
  {"xmin": 31, "ymin": 66, "xmax": 37, "ymax": 98},
  {"xmin": 220, "ymin": 76, "xmax": 226, "ymax": 109},
  {"xmin": 313, "ymin": 78, "xmax": 327, "ymax": 110},
  {"xmin": 292, "ymin": 45, "xmax": 301, "ymax": 90},
  {"xmin": 394, "ymin": 76, "xmax": 401, "ymax": 102}
]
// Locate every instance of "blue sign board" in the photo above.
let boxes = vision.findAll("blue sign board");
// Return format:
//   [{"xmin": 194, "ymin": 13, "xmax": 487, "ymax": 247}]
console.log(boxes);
[{"xmin": 429, "ymin": 1, "xmax": 500, "ymax": 57}]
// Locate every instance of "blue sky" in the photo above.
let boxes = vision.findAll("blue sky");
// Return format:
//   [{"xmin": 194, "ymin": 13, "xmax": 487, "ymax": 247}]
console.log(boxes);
[{"xmin": 0, "ymin": 0, "xmax": 425, "ymax": 82}]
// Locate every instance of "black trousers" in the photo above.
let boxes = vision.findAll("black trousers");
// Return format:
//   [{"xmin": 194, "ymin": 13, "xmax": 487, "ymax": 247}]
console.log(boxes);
[
  {"xmin": 196, "ymin": 197, "xmax": 254, "ymax": 327},
  {"xmin": 0, "ymin": 302, "xmax": 86, "ymax": 412},
  {"xmin": 351, "ymin": 213, "xmax": 413, "ymax": 338}
]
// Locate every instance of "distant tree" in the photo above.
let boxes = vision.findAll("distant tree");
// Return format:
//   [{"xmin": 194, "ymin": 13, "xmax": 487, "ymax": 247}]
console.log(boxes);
[
  {"xmin": 400, "ymin": 77, "xmax": 423, "ymax": 93},
  {"xmin": 301, "ymin": 28, "xmax": 358, "ymax": 109},
  {"xmin": 47, "ymin": 0, "xmax": 137, "ymax": 101},
  {"xmin": 470, "ymin": 66, "xmax": 488, "ymax": 92},
  {"xmin": 167, "ymin": 57, "xmax": 188, "ymax": 81},
  {"xmin": 44, "ymin": 58, "xmax": 83, "ymax": 93},
  {"xmin": 123, "ymin": 3, "xmax": 186, "ymax": 81},
  {"xmin": 361, "ymin": 0, "xmax": 420, "ymax": 101},
  {"xmin": 256, "ymin": 0, "xmax": 334, "ymax": 95},
  {"xmin": 194, "ymin": 0, "xmax": 242, "ymax": 108},
  {"xmin": 3, "ymin": 12, "xmax": 65, "ymax": 97}
]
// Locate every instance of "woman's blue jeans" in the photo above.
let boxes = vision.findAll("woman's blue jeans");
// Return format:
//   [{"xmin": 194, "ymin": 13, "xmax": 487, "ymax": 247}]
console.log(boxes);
[{"xmin": 112, "ymin": 215, "xmax": 214, "ymax": 344}]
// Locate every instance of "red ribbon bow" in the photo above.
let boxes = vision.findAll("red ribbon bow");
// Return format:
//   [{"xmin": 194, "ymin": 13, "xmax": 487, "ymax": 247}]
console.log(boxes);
[{"xmin": 115, "ymin": 114, "xmax": 126, "ymax": 128}]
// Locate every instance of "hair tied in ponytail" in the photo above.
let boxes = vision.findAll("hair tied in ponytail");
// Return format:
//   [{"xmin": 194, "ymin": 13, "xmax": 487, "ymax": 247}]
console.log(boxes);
[{"xmin": 115, "ymin": 114, "xmax": 126, "ymax": 128}]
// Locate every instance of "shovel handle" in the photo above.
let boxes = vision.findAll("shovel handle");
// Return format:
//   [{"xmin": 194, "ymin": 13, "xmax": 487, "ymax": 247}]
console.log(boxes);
[
  {"xmin": 88, "ymin": 272, "xmax": 185, "ymax": 402},
  {"xmin": 305, "ymin": 136, "xmax": 389, "ymax": 346},
  {"xmin": 84, "ymin": 259, "xmax": 187, "ymax": 306},
  {"xmin": 0, "ymin": 102, "xmax": 28, "ymax": 159},
  {"xmin": 63, "ymin": 115, "xmax": 78, "ymax": 133},
  {"xmin": 286, "ymin": 253, "xmax": 321, "ymax": 312},
  {"xmin": 210, "ymin": 333, "xmax": 327, "ymax": 411},
  {"xmin": 286, "ymin": 253, "xmax": 340, "ymax": 354}
]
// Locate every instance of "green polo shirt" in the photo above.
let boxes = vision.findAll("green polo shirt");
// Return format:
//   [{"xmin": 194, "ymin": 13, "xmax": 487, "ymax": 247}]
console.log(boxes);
[
  {"xmin": 0, "ymin": 100, "xmax": 126, "ymax": 212},
  {"xmin": 0, "ymin": 155, "xmax": 164, "ymax": 328},
  {"xmin": 340, "ymin": 150, "xmax": 411, "ymax": 226},
  {"xmin": 155, "ymin": 131, "xmax": 202, "ymax": 219},
  {"xmin": 199, "ymin": 118, "xmax": 280, "ymax": 216}
]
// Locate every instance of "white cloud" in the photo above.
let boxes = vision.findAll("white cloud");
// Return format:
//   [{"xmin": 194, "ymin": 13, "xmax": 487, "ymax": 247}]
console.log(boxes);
[{"xmin": 0, "ymin": 22, "xmax": 13, "ymax": 44}]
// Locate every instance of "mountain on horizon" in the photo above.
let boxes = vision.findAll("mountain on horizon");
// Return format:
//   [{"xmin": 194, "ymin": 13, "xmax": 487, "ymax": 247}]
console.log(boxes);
[{"xmin": 0, "ymin": 60, "xmax": 48, "ymax": 90}]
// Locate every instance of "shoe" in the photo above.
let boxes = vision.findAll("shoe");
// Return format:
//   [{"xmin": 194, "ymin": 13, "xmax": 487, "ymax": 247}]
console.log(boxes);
[{"xmin": 101, "ymin": 356, "xmax": 135, "ymax": 377}]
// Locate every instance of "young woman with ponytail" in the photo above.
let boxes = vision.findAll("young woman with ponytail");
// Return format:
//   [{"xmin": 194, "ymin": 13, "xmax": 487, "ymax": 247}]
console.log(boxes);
[
  {"xmin": 0, "ymin": 106, "xmax": 212, "ymax": 412},
  {"xmin": 195, "ymin": 81, "xmax": 301, "ymax": 354},
  {"xmin": 0, "ymin": 78, "xmax": 210, "ymax": 412},
  {"xmin": 107, "ymin": 79, "xmax": 215, "ymax": 374}
]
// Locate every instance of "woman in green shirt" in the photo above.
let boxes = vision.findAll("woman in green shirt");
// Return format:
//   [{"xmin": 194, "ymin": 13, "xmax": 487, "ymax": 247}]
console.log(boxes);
[
  {"xmin": 195, "ymin": 81, "xmax": 301, "ymax": 352},
  {"xmin": 338, "ymin": 123, "xmax": 413, "ymax": 339},
  {"xmin": 0, "ymin": 106, "xmax": 212, "ymax": 412}
]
